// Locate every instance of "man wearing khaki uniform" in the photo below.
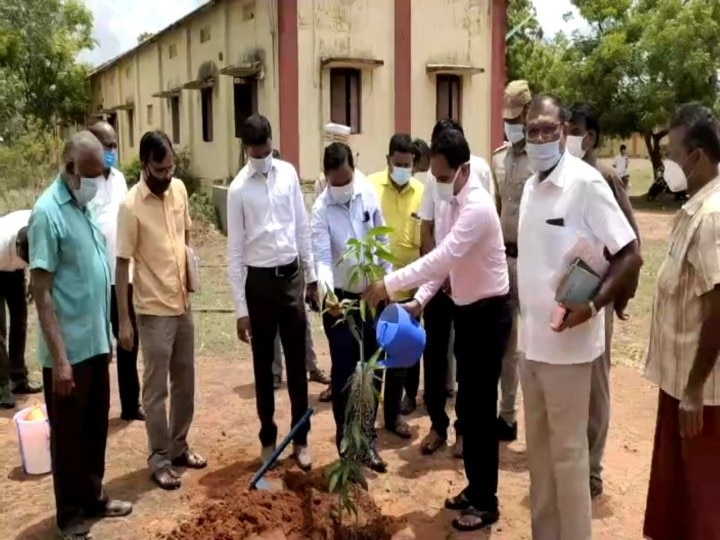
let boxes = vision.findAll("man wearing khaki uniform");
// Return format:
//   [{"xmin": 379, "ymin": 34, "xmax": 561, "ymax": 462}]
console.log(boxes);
[
  {"xmin": 116, "ymin": 131, "xmax": 206, "ymax": 491},
  {"xmin": 493, "ymin": 80, "xmax": 533, "ymax": 442},
  {"xmin": 567, "ymin": 103, "xmax": 641, "ymax": 498}
]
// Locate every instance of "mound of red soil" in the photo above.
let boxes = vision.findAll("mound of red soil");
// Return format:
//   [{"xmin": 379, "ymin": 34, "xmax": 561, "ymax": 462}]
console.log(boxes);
[{"xmin": 165, "ymin": 467, "xmax": 403, "ymax": 540}]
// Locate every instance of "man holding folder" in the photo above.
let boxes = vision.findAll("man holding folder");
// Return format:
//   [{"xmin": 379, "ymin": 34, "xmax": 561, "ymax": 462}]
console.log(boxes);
[{"xmin": 517, "ymin": 95, "xmax": 642, "ymax": 540}]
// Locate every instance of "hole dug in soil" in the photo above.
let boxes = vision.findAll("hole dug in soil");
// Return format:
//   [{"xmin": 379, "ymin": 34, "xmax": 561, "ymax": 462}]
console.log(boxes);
[{"xmin": 165, "ymin": 466, "xmax": 404, "ymax": 539}]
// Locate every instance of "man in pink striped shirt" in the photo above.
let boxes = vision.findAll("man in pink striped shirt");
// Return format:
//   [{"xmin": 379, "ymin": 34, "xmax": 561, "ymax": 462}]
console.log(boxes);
[{"xmin": 364, "ymin": 129, "xmax": 512, "ymax": 533}]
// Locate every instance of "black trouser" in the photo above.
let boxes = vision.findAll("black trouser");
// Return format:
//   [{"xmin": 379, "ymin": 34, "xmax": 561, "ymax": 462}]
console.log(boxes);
[
  {"xmin": 404, "ymin": 360, "xmax": 420, "ymax": 402},
  {"xmin": 0, "ymin": 269, "xmax": 28, "ymax": 386},
  {"xmin": 43, "ymin": 355, "xmax": 110, "ymax": 532},
  {"xmin": 110, "ymin": 285, "xmax": 141, "ymax": 416},
  {"xmin": 383, "ymin": 365, "xmax": 406, "ymax": 428},
  {"xmin": 424, "ymin": 291, "xmax": 461, "ymax": 439},
  {"xmin": 323, "ymin": 290, "xmax": 383, "ymax": 452},
  {"xmin": 246, "ymin": 260, "xmax": 310, "ymax": 446},
  {"xmin": 455, "ymin": 294, "xmax": 512, "ymax": 512}
]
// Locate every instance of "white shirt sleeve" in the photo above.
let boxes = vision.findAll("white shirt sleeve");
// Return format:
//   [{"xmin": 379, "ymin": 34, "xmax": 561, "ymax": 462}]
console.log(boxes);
[
  {"xmin": 418, "ymin": 177, "xmax": 435, "ymax": 221},
  {"xmin": 311, "ymin": 198, "xmax": 334, "ymax": 295},
  {"xmin": 581, "ymin": 177, "xmax": 637, "ymax": 255},
  {"xmin": 227, "ymin": 184, "xmax": 249, "ymax": 318},
  {"xmin": 291, "ymin": 169, "xmax": 317, "ymax": 283},
  {"xmin": 472, "ymin": 156, "xmax": 495, "ymax": 199}
]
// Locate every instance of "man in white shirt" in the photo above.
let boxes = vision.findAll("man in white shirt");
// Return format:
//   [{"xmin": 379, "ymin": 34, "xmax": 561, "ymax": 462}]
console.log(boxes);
[
  {"xmin": 0, "ymin": 209, "xmax": 40, "ymax": 407},
  {"xmin": 612, "ymin": 144, "xmax": 630, "ymax": 186},
  {"xmin": 311, "ymin": 142, "xmax": 390, "ymax": 474},
  {"xmin": 518, "ymin": 94, "xmax": 642, "ymax": 539},
  {"xmin": 227, "ymin": 115, "xmax": 319, "ymax": 470},
  {"xmin": 88, "ymin": 121, "xmax": 143, "ymax": 422}
]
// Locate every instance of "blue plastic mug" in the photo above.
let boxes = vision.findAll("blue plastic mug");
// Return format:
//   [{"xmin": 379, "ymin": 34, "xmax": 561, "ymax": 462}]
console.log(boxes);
[{"xmin": 376, "ymin": 303, "xmax": 426, "ymax": 369}]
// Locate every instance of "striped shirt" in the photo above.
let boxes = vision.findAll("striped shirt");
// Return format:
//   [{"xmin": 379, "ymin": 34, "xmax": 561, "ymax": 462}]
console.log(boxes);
[{"xmin": 644, "ymin": 177, "xmax": 720, "ymax": 405}]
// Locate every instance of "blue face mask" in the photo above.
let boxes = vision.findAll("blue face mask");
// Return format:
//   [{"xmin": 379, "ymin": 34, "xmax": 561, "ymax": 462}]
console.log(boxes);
[
  {"xmin": 390, "ymin": 166, "xmax": 412, "ymax": 186},
  {"xmin": 103, "ymin": 150, "xmax": 116, "ymax": 169},
  {"xmin": 526, "ymin": 140, "xmax": 562, "ymax": 173}
]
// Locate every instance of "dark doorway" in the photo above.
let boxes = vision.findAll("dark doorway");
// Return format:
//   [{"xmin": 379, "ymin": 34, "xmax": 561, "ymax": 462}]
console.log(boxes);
[{"xmin": 234, "ymin": 78, "xmax": 258, "ymax": 138}]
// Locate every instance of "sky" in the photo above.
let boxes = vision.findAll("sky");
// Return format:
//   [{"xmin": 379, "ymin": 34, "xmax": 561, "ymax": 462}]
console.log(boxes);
[{"xmin": 80, "ymin": 0, "xmax": 586, "ymax": 67}]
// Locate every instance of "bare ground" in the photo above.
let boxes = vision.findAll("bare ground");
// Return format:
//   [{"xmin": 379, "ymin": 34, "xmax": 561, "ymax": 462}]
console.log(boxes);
[{"xmin": 0, "ymin": 210, "xmax": 672, "ymax": 540}]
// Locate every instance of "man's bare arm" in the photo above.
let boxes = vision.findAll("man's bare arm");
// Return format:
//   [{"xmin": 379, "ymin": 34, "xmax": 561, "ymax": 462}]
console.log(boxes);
[
  {"xmin": 686, "ymin": 286, "xmax": 720, "ymax": 394},
  {"xmin": 116, "ymin": 258, "xmax": 131, "ymax": 324},
  {"xmin": 592, "ymin": 240, "xmax": 643, "ymax": 311},
  {"xmin": 32, "ymin": 269, "xmax": 67, "ymax": 367}
]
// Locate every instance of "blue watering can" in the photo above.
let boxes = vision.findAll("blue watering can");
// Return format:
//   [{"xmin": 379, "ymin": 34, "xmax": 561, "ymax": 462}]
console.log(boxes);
[{"xmin": 376, "ymin": 303, "xmax": 426, "ymax": 369}]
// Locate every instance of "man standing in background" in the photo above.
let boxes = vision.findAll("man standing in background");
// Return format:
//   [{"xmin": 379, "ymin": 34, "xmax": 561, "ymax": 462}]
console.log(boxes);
[
  {"xmin": 567, "ymin": 103, "xmax": 641, "ymax": 498},
  {"xmin": 117, "ymin": 131, "xmax": 206, "ymax": 491},
  {"xmin": 493, "ymin": 80, "xmax": 533, "ymax": 443},
  {"xmin": 0, "ymin": 209, "xmax": 40, "ymax": 408},
  {"xmin": 368, "ymin": 133, "xmax": 424, "ymax": 437},
  {"xmin": 88, "ymin": 121, "xmax": 143, "ymax": 422},
  {"xmin": 269, "ymin": 148, "xmax": 330, "ymax": 393},
  {"xmin": 613, "ymin": 144, "xmax": 630, "ymax": 187}
]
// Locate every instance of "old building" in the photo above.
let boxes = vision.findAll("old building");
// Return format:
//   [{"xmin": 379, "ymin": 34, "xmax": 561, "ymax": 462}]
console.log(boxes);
[{"xmin": 89, "ymin": 0, "xmax": 507, "ymax": 182}]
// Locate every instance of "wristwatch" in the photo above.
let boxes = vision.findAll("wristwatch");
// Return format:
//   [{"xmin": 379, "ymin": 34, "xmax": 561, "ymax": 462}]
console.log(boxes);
[{"xmin": 589, "ymin": 300, "xmax": 598, "ymax": 318}]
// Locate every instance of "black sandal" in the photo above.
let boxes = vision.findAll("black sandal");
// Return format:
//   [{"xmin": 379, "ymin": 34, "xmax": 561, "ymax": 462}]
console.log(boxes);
[
  {"xmin": 452, "ymin": 507, "xmax": 500, "ymax": 532},
  {"xmin": 152, "ymin": 467, "xmax": 182, "ymax": 490},
  {"xmin": 420, "ymin": 430, "xmax": 447, "ymax": 455},
  {"xmin": 444, "ymin": 490, "xmax": 471, "ymax": 511}
]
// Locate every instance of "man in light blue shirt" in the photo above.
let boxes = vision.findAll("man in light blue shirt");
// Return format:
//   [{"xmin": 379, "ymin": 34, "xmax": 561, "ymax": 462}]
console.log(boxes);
[
  {"xmin": 29, "ymin": 131, "xmax": 131, "ymax": 540},
  {"xmin": 311, "ymin": 142, "xmax": 390, "ymax": 474}
]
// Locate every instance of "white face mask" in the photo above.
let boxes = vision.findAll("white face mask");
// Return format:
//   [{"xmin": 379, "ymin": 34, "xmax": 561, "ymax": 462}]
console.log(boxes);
[
  {"xmin": 566, "ymin": 135, "xmax": 587, "ymax": 159},
  {"xmin": 329, "ymin": 180, "xmax": 355, "ymax": 204},
  {"xmin": 504, "ymin": 122, "xmax": 525, "ymax": 145},
  {"xmin": 526, "ymin": 140, "xmax": 563, "ymax": 172},
  {"xmin": 663, "ymin": 159, "xmax": 688, "ymax": 193},
  {"xmin": 436, "ymin": 164, "xmax": 466, "ymax": 202},
  {"xmin": 73, "ymin": 176, "xmax": 101, "ymax": 206},
  {"xmin": 390, "ymin": 166, "xmax": 412, "ymax": 186},
  {"xmin": 249, "ymin": 153, "xmax": 273, "ymax": 175}
]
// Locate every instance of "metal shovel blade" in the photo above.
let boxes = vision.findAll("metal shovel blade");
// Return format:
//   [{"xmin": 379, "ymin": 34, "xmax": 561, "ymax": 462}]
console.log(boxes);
[
  {"xmin": 252, "ymin": 476, "xmax": 286, "ymax": 491},
  {"xmin": 248, "ymin": 407, "xmax": 314, "ymax": 491}
]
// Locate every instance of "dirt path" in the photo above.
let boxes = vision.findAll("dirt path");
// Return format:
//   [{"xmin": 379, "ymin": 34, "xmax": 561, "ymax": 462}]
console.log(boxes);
[
  {"xmin": 0, "ymin": 210, "xmax": 669, "ymax": 539},
  {"xmin": 0, "ymin": 357, "xmax": 657, "ymax": 540}
]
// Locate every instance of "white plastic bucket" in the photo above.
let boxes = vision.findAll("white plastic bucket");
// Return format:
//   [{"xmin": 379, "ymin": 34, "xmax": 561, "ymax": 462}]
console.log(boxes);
[{"xmin": 14, "ymin": 405, "xmax": 51, "ymax": 475}]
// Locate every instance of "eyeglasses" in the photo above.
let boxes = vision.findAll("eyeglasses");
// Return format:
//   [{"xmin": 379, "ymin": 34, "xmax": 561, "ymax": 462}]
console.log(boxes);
[{"xmin": 526, "ymin": 122, "xmax": 562, "ymax": 141}]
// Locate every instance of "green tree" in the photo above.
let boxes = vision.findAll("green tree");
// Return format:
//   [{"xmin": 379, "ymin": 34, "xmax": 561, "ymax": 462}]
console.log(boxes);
[
  {"xmin": 505, "ymin": 0, "xmax": 574, "ymax": 96},
  {"xmin": 137, "ymin": 31, "xmax": 154, "ymax": 43},
  {"xmin": 564, "ymin": 0, "xmax": 720, "ymax": 171},
  {"xmin": 0, "ymin": 1, "xmax": 95, "ymax": 139}
]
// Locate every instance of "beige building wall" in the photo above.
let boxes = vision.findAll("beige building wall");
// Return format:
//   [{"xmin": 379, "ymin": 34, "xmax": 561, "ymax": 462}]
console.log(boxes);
[
  {"xmin": 411, "ymin": 0, "xmax": 493, "ymax": 160},
  {"xmin": 224, "ymin": 0, "xmax": 280, "ymax": 177},
  {"xmin": 297, "ymin": 0, "xmax": 395, "ymax": 180},
  {"xmin": 88, "ymin": 0, "xmax": 498, "ymax": 182}
]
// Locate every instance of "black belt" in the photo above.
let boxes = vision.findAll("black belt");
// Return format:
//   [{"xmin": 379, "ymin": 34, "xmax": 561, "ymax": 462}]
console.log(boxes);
[
  {"xmin": 247, "ymin": 258, "xmax": 299, "ymax": 278},
  {"xmin": 505, "ymin": 242, "xmax": 518, "ymax": 258}
]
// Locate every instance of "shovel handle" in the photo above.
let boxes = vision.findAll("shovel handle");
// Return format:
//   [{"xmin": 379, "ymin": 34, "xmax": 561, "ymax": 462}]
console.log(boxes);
[{"xmin": 249, "ymin": 407, "xmax": 314, "ymax": 489}]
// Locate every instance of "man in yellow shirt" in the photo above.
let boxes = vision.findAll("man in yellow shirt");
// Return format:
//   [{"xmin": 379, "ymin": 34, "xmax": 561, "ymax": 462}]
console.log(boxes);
[
  {"xmin": 116, "ymin": 131, "xmax": 206, "ymax": 491},
  {"xmin": 368, "ymin": 133, "xmax": 424, "ymax": 439}
]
